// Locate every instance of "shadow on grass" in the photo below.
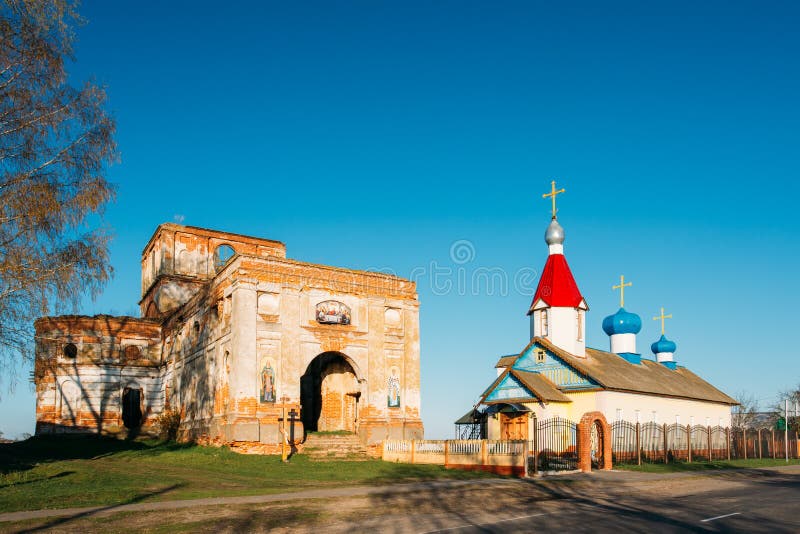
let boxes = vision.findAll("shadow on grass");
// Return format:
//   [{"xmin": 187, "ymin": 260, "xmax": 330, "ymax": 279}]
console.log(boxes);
[
  {"xmin": 1, "ymin": 471, "xmax": 75, "ymax": 489},
  {"xmin": 615, "ymin": 459, "xmax": 800, "ymax": 474},
  {"xmin": 0, "ymin": 435, "xmax": 199, "ymax": 475},
  {"xmin": 15, "ymin": 483, "xmax": 186, "ymax": 534}
]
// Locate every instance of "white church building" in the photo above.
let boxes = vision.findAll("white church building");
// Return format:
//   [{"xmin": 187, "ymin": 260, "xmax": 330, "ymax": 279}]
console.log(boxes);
[{"xmin": 476, "ymin": 183, "xmax": 737, "ymax": 443}]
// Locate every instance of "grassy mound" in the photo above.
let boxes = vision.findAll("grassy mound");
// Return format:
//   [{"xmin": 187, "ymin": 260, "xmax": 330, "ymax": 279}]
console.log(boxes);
[{"xmin": 0, "ymin": 435, "xmax": 492, "ymax": 513}]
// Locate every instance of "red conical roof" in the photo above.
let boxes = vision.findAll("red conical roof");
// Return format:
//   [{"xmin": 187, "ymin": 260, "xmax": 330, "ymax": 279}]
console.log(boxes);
[{"xmin": 528, "ymin": 254, "xmax": 585, "ymax": 314}]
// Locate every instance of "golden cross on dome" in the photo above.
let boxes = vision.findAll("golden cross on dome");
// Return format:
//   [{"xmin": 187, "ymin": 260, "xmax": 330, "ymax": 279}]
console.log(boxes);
[
  {"xmin": 542, "ymin": 180, "xmax": 565, "ymax": 219},
  {"xmin": 653, "ymin": 307, "xmax": 672, "ymax": 335},
  {"xmin": 612, "ymin": 275, "xmax": 632, "ymax": 308}
]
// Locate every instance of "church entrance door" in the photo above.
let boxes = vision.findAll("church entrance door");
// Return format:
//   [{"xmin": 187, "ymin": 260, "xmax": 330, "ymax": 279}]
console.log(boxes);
[
  {"xmin": 122, "ymin": 387, "xmax": 143, "ymax": 429},
  {"xmin": 301, "ymin": 352, "xmax": 360, "ymax": 434},
  {"xmin": 500, "ymin": 412, "xmax": 528, "ymax": 441}
]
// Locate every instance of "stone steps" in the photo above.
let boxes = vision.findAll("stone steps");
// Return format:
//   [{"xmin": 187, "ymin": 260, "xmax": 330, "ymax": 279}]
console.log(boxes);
[{"xmin": 303, "ymin": 432, "xmax": 370, "ymax": 461}]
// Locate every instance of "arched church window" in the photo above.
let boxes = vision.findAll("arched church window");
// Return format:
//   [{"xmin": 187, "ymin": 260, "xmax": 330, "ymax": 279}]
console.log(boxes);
[
  {"xmin": 540, "ymin": 310, "xmax": 548, "ymax": 336},
  {"xmin": 213, "ymin": 244, "xmax": 236, "ymax": 272},
  {"xmin": 576, "ymin": 310, "xmax": 583, "ymax": 342}
]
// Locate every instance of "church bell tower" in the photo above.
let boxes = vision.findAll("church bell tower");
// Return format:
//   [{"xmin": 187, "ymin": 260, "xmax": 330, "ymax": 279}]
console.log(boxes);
[{"xmin": 527, "ymin": 181, "xmax": 588, "ymax": 357}]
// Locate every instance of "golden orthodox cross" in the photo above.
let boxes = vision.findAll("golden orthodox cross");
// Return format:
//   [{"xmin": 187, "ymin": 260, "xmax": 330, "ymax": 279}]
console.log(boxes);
[
  {"xmin": 542, "ymin": 180, "xmax": 565, "ymax": 219},
  {"xmin": 653, "ymin": 307, "xmax": 672, "ymax": 335},
  {"xmin": 612, "ymin": 275, "xmax": 632, "ymax": 308}
]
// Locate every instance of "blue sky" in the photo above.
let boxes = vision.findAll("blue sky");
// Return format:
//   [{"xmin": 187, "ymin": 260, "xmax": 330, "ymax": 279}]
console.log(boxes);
[{"xmin": 2, "ymin": 1, "xmax": 799, "ymax": 438}]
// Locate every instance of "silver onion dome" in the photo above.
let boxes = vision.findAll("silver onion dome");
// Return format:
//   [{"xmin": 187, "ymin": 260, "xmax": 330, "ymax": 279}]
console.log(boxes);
[{"xmin": 545, "ymin": 218, "xmax": 565, "ymax": 246}]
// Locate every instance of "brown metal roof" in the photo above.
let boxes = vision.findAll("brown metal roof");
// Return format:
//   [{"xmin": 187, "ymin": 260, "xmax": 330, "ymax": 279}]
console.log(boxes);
[
  {"xmin": 479, "ymin": 367, "xmax": 572, "ymax": 405},
  {"xmin": 494, "ymin": 355, "xmax": 517, "ymax": 368},
  {"xmin": 527, "ymin": 337, "xmax": 738, "ymax": 405},
  {"xmin": 511, "ymin": 370, "xmax": 571, "ymax": 403}
]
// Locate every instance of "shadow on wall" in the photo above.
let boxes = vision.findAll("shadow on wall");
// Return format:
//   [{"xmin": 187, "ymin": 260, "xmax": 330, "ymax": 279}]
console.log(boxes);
[
  {"xmin": 40, "ymin": 315, "xmax": 159, "ymax": 437},
  {"xmin": 169, "ymin": 284, "xmax": 219, "ymax": 439}
]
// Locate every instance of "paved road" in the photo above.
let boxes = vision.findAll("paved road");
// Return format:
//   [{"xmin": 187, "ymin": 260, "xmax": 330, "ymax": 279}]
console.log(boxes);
[
  {"xmin": 416, "ymin": 473, "xmax": 800, "ymax": 533},
  {"xmin": 394, "ymin": 468, "xmax": 800, "ymax": 533}
]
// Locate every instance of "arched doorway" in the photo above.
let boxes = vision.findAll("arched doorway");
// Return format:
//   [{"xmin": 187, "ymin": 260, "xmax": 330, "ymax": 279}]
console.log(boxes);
[
  {"xmin": 578, "ymin": 411, "xmax": 612, "ymax": 471},
  {"xmin": 590, "ymin": 420, "xmax": 604, "ymax": 469},
  {"xmin": 300, "ymin": 352, "xmax": 360, "ymax": 433}
]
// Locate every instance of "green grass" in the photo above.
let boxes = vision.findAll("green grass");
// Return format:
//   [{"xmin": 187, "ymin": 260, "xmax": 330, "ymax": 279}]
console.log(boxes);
[
  {"xmin": 615, "ymin": 458, "xmax": 800, "ymax": 473},
  {"xmin": 0, "ymin": 435, "xmax": 494, "ymax": 514},
  {"xmin": 307, "ymin": 430, "xmax": 354, "ymax": 436}
]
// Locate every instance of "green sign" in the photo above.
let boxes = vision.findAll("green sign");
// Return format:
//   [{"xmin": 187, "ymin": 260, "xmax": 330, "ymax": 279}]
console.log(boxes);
[{"xmin": 776, "ymin": 417, "xmax": 786, "ymax": 431}]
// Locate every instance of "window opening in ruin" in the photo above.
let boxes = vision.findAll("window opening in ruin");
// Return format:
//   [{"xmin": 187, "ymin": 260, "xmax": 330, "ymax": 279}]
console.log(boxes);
[
  {"xmin": 63, "ymin": 343, "xmax": 78, "ymax": 359},
  {"xmin": 214, "ymin": 244, "xmax": 236, "ymax": 272}
]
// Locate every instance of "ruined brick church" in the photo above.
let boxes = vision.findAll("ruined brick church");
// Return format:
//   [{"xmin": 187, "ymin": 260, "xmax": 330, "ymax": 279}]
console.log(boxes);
[{"xmin": 34, "ymin": 224, "xmax": 423, "ymax": 447}]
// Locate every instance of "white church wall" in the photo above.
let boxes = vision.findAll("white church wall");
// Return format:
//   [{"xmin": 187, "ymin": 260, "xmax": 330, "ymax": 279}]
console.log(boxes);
[{"xmin": 596, "ymin": 391, "xmax": 731, "ymax": 427}]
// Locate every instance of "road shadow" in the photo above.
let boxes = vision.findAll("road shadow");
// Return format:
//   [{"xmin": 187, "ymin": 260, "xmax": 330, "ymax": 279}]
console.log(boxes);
[{"xmin": 358, "ymin": 468, "xmax": 800, "ymax": 533}]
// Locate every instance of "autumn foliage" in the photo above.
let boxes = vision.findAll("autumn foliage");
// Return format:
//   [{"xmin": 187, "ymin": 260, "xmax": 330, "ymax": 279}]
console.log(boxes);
[{"xmin": 0, "ymin": 1, "xmax": 116, "ymax": 378}]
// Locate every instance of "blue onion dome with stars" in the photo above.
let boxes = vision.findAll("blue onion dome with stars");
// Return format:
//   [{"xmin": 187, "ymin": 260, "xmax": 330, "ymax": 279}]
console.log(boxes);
[
  {"xmin": 651, "ymin": 334, "xmax": 677, "ymax": 355},
  {"xmin": 602, "ymin": 308, "xmax": 642, "ymax": 335}
]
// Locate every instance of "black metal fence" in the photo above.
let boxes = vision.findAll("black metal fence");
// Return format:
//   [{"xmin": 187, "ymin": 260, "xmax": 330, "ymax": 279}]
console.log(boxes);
[
  {"xmin": 612, "ymin": 422, "xmax": 800, "ymax": 465},
  {"xmin": 531, "ymin": 416, "xmax": 578, "ymax": 472}
]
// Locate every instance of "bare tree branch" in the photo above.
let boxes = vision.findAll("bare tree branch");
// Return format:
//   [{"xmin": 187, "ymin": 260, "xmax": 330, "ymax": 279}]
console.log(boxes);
[{"xmin": 0, "ymin": 0, "xmax": 116, "ymax": 394}]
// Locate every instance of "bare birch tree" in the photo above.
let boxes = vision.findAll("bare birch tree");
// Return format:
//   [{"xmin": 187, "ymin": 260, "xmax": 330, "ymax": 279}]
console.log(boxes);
[
  {"xmin": 0, "ymin": 0, "xmax": 116, "ymax": 386},
  {"xmin": 731, "ymin": 391, "xmax": 760, "ymax": 429}
]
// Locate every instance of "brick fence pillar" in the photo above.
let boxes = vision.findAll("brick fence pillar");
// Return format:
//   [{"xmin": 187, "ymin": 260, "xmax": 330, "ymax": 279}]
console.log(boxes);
[{"xmin": 577, "ymin": 411, "xmax": 612, "ymax": 472}]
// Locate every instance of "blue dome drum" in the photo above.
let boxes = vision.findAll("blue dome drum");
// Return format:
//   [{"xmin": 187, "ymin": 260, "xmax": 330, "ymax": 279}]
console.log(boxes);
[
  {"xmin": 602, "ymin": 308, "xmax": 642, "ymax": 335},
  {"xmin": 651, "ymin": 334, "xmax": 677, "ymax": 355}
]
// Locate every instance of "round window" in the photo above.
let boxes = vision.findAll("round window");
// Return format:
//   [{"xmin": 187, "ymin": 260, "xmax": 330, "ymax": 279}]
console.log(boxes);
[
  {"xmin": 124, "ymin": 345, "xmax": 141, "ymax": 361},
  {"xmin": 63, "ymin": 343, "xmax": 78, "ymax": 359}
]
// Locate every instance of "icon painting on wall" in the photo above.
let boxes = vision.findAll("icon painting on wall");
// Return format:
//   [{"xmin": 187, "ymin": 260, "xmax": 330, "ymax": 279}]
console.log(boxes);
[
  {"xmin": 316, "ymin": 300, "xmax": 351, "ymax": 325},
  {"xmin": 388, "ymin": 366, "xmax": 400, "ymax": 408},
  {"xmin": 260, "ymin": 357, "xmax": 276, "ymax": 403}
]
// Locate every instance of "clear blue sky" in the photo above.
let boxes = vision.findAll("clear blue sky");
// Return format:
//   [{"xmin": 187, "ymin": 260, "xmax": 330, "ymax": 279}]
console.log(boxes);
[{"xmin": 2, "ymin": 1, "xmax": 799, "ymax": 439}]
